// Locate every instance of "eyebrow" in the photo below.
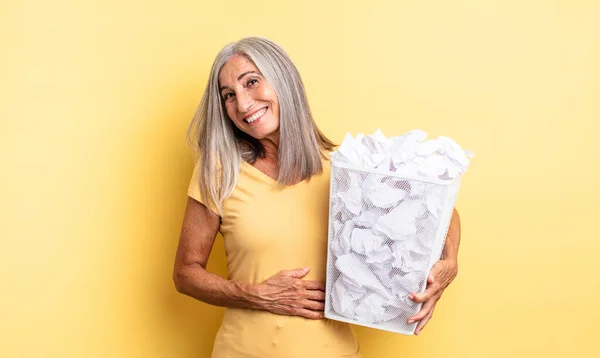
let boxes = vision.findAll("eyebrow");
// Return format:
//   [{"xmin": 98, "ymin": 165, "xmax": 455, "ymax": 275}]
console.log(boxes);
[{"xmin": 219, "ymin": 71, "xmax": 260, "ymax": 92}]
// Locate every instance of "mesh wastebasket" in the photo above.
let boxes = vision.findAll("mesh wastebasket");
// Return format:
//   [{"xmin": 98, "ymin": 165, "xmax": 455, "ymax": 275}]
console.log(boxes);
[{"xmin": 324, "ymin": 161, "xmax": 462, "ymax": 335}]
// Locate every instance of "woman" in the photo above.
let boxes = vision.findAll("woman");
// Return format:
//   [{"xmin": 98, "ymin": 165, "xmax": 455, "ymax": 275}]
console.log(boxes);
[{"xmin": 173, "ymin": 37, "xmax": 461, "ymax": 357}]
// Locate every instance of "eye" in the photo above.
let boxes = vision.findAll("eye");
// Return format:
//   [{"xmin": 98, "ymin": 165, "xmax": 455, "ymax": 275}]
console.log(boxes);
[
  {"xmin": 247, "ymin": 78, "xmax": 259, "ymax": 87},
  {"xmin": 222, "ymin": 92, "xmax": 235, "ymax": 101}
]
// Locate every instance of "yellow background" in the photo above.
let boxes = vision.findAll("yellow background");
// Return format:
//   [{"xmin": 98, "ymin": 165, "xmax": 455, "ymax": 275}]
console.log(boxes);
[{"xmin": 2, "ymin": 0, "xmax": 599, "ymax": 357}]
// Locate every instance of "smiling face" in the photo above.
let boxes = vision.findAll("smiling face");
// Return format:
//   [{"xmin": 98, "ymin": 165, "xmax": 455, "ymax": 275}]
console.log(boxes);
[{"xmin": 218, "ymin": 54, "xmax": 280, "ymax": 143}]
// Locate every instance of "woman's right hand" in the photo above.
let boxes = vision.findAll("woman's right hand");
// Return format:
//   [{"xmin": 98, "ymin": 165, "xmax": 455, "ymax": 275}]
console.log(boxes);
[{"xmin": 249, "ymin": 267, "xmax": 326, "ymax": 320}]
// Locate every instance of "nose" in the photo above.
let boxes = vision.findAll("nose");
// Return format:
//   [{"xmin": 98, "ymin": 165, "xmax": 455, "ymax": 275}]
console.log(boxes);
[{"xmin": 236, "ymin": 89, "xmax": 254, "ymax": 113}]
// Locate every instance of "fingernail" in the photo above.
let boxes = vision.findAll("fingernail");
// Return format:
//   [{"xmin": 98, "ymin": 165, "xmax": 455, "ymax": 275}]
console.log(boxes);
[{"xmin": 407, "ymin": 319, "xmax": 414, "ymax": 324}]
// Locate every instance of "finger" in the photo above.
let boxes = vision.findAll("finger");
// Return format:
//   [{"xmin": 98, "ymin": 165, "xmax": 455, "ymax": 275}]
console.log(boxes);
[
  {"xmin": 303, "ymin": 280, "xmax": 325, "ymax": 291},
  {"xmin": 425, "ymin": 261, "xmax": 446, "ymax": 285},
  {"xmin": 282, "ymin": 267, "xmax": 310, "ymax": 278},
  {"xmin": 414, "ymin": 306, "xmax": 435, "ymax": 335},
  {"xmin": 302, "ymin": 299, "xmax": 325, "ymax": 311},
  {"xmin": 296, "ymin": 308, "xmax": 324, "ymax": 320},
  {"xmin": 305, "ymin": 289, "xmax": 325, "ymax": 301},
  {"xmin": 409, "ymin": 282, "xmax": 442, "ymax": 303},
  {"xmin": 408, "ymin": 284, "xmax": 438, "ymax": 303},
  {"xmin": 427, "ymin": 272, "xmax": 435, "ymax": 284},
  {"xmin": 407, "ymin": 296, "xmax": 436, "ymax": 324}
]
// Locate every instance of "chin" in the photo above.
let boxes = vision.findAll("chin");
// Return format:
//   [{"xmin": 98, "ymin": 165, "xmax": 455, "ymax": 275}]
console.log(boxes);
[{"xmin": 252, "ymin": 127, "xmax": 279, "ymax": 140}]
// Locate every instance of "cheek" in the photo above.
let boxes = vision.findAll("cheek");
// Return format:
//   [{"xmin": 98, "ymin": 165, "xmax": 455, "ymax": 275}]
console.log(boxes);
[
  {"xmin": 260, "ymin": 85, "xmax": 278, "ymax": 104},
  {"xmin": 224, "ymin": 103, "xmax": 238, "ymax": 121}
]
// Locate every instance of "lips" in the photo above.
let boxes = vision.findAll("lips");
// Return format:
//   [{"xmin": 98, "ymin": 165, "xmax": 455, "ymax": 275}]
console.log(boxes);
[{"xmin": 244, "ymin": 107, "xmax": 267, "ymax": 124}]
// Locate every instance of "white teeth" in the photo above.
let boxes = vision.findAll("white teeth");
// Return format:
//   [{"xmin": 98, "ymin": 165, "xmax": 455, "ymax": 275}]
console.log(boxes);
[{"xmin": 246, "ymin": 108, "xmax": 266, "ymax": 123}]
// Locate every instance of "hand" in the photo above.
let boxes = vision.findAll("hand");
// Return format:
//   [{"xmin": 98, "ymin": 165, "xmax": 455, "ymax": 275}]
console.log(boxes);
[
  {"xmin": 251, "ymin": 267, "xmax": 326, "ymax": 320},
  {"xmin": 407, "ymin": 259, "xmax": 458, "ymax": 335}
]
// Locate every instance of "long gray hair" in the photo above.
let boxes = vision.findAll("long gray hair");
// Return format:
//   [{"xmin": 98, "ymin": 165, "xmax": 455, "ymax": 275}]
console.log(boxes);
[{"xmin": 187, "ymin": 37, "xmax": 335, "ymax": 215}]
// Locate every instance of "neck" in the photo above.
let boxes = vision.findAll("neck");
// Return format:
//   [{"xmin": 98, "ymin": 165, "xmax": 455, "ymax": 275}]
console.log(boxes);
[{"xmin": 260, "ymin": 132, "xmax": 280, "ymax": 162}]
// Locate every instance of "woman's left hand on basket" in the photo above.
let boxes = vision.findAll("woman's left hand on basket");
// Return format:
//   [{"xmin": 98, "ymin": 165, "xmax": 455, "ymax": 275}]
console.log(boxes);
[
  {"xmin": 407, "ymin": 208, "xmax": 461, "ymax": 335},
  {"xmin": 406, "ymin": 259, "xmax": 458, "ymax": 335}
]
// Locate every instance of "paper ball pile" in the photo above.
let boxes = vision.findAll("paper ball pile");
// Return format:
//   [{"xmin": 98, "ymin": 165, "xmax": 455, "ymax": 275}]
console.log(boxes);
[{"xmin": 333, "ymin": 129, "xmax": 473, "ymax": 180}]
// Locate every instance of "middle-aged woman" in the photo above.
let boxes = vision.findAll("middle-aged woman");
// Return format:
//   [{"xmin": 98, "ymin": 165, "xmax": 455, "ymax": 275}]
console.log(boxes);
[{"xmin": 173, "ymin": 37, "xmax": 462, "ymax": 358}]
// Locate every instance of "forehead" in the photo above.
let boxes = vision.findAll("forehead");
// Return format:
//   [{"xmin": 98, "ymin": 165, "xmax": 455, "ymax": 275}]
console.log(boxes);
[{"xmin": 218, "ymin": 54, "xmax": 260, "ymax": 85}]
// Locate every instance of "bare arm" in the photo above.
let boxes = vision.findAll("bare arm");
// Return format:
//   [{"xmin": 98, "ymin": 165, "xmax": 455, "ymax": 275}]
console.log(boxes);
[
  {"xmin": 441, "ymin": 208, "xmax": 461, "ymax": 267},
  {"xmin": 173, "ymin": 197, "xmax": 325, "ymax": 319},
  {"xmin": 173, "ymin": 197, "xmax": 256, "ymax": 308}
]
